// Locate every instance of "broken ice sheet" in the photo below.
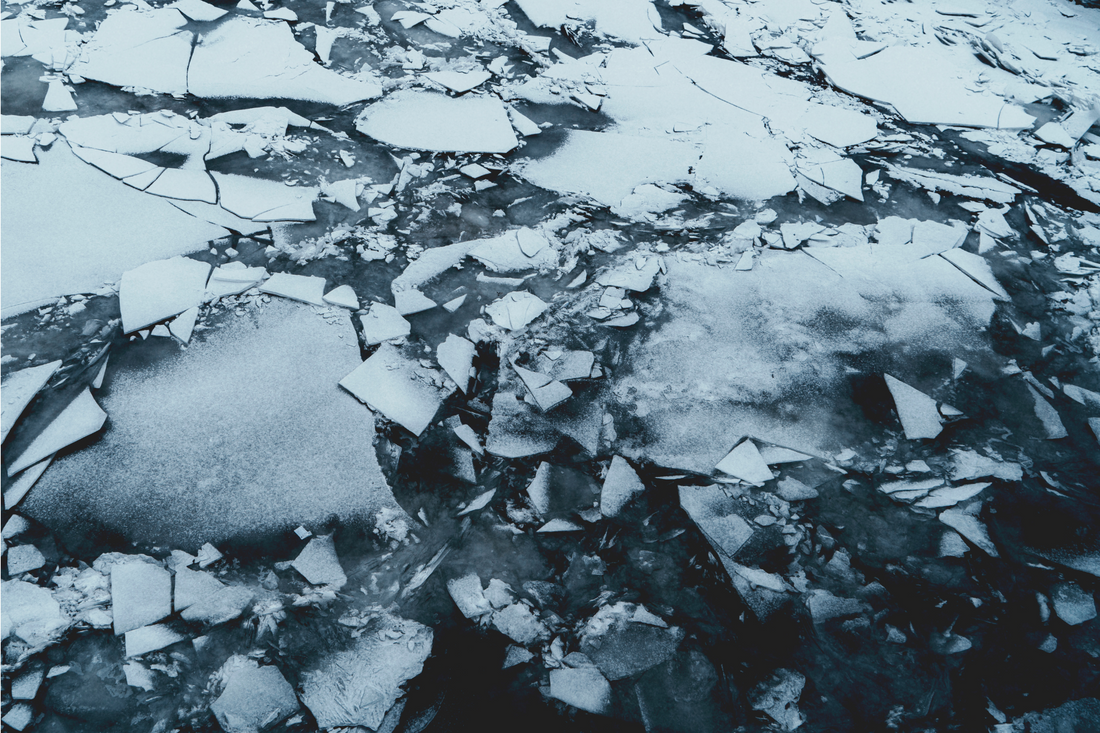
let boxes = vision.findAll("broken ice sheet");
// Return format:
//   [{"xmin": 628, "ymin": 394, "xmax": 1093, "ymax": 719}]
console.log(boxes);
[
  {"xmin": 8, "ymin": 389, "xmax": 106, "ymax": 476},
  {"xmin": 579, "ymin": 603, "xmax": 683, "ymax": 680},
  {"xmin": 300, "ymin": 611, "xmax": 432, "ymax": 729},
  {"xmin": 119, "ymin": 256, "xmax": 211, "ymax": 334},
  {"xmin": 356, "ymin": 91, "xmax": 518, "ymax": 153},
  {"xmin": 1, "ymin": 359, "xmax": 61, "ymax": 443},
  {"xmin": 939, "ymin": 507, "xmax": 999, "ymax": 557},
  {"xmin": 23, "ymin": 302, "xmax": 399, "ymax": 546},
  {"xmin": 360, "ymin": 303, "xmax": 412, "ymax": 345},
  {"xmin": 211, "ymin": 658, "xmax": 299, "ymax": 733},
  {"xmin": 258, "ymin": 272, "xmax": 326, "ymax": 306},
  {"xmin": 112, "ymin": 559, "xmax": 172, "ymax": 634},
  {"xmin": 714, "ymin": 439, "xmax": 774, "ymax": 485},
  {"xmin": 678, "ymin": 484, "xmax": 754, "ymax": 559},
  {"xmin": 291, "ymin": 534, "xmax": 347, "ymax": 589},
  {"xmin": 884, "ymin": 374, "xmax": 943, "ymax": 440},
  {"xmin": 600, "ymin": 455, "xmax": 645, "ymax": 517},
  {"xmin": 485, "ymin": 291, "xmax": 549, "ymax": 331},
  {"xmin": 437, "ymin": 334, "xmax": 476, "ymax": 393},
  {"xmin": 125, "ymin": 624, "xmax": 186, "ymax": 657},
  {"xmin": 549, "ymin": 667, "xmax": 612, "ymax": 715},
  {"xmin": 340, "ymin": 343, "xmax": 451, "ymax": 436}
]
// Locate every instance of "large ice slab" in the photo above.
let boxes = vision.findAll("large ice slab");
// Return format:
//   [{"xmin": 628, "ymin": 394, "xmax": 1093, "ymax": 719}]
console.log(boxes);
[
  {"xmin": 1, "ymin": 143, "xmax": 225, "ymax": 317},
  {"xmin": 71, "ymin": 9, "xmax": 192, "ymax": 96},
  {"xmin": 355, "ymin": 91, "xmax": 518, "ymax": 153},
  {"xmin": 21, "ymin": 301, "xmax": 399, "ymax": 546}
]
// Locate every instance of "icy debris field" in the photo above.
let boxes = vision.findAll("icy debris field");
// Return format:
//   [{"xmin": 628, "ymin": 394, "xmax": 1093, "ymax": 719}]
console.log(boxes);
[{"xmin": 3, "ymin": 0, "xmax": 1100, "ymax": 730}]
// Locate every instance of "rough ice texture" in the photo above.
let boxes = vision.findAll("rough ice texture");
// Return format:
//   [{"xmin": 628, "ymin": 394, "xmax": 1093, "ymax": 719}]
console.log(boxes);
[
  {"xmin": 211, "ymin": 660, "xmax": 299, "ymax": 733},
  {"xmin": 1, "ymin": 143, "xmax": 225, "ymax": 317},
  {"xmin": 22, "ymin": 301, "xmax": 399, "ymax": 547},
  {"xmin": 614, "ymin": 251, "xmax": 997, "ymax": 470},
  {"xmin": 300, "ymin": 612, "xmax": 433, "ymax": 729},
  {"xmin": 355, "ymin": 90, "xmax": 518, "ymax": 153}
]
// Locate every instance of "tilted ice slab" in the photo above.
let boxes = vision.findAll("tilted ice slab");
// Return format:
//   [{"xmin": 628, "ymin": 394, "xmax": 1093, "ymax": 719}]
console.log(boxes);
[
  {"xmin": 355, "ymin": 90, "xmax": 518, "ymax": 153},
  {"xmin": 821, "ymin": 45, "xmax": 1035, "ymax": 129},
  {"xmin": 614, "ymin": 247, "xmax": 1000, "ymax": 471},
  {"xmin": 1, "ymin": 142, "xmax": 225, "ymax": 317},
  {"xmin": 73, "ymin": 10, "xmax": 381, "ymax": 105},
  {"xmin": 21, "ymin": 301, "xmax": 400, "ymax": 547}
]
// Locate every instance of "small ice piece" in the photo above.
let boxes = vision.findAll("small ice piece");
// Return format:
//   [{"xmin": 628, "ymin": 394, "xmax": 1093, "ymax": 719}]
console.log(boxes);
[
  {"xmin": 513, "ymin": 362, "xmax": 572, "ymax": 412},
  {"xmin": 776, "ymin": 477, "xmax": 819, "ymax": 501},
  {"xmin": 1064, "ymin": 384, "xmax": 1100, "ymax": 410},
  {"xmin": 359, "ymin": 304, "xmax": 412, "ymax": 345},
  {"xmin": 181, "ymin": 585, "xmax": 254, "ymax": 625},
  {"xmin": 124, "ymin": 662, "xmax": 155, "ymax": 691},
  {"xmin": 7, "ymin": 389, "xmax": 106, "ymax": 476},
  {"xmin": 492, "ymin": 603, "xmax": 548, "ymax": 645},
  {"xmin": 504, "ymin": 645, "xmax": 534, "ymax": 667},
  {"xmin": 460, "ymin": 163, "xmax": 492, "ymax": 179},
  {"xmin": 112, "ymin": 560, "xmax": 172, "ymax": 634},
  {"xmin": 355, "ymin": 91, "xmax": 518, "ymax": 153},
  {"xmin": 579, "ymin": 603, "xmax": 682, "ymax": 680},
  {"xmin": 884, "ymin": 374, "xmax": 943, "ymax": 440},
  {"xmin": 43, "ymin": 80, "xmax": 77, "ymax": 112},
  {"xmin": 911, "ymin": 220, "xmax": 967, "ymax": 257},
  {"xmin": 448, "ymin": 574, "xmax": 492, "ymax": 618},
  {"xmin": 878, "ymin": 477, "xmax": 943, "ymax": 496},
  {"xmin": 940, "ymin": 529, "xmax": 970, "ymax": 557},
  {"xmin": 258, "ymin": 273, "xmax": 326, "ymax": 306},
  {"xmin": 596, "ymin": 257, "xmax": 661, "ymax": 292},
  {"xmin": 600, "ymin": 456, "xmax": 645, "ymax": 517},
  {"xmin": 323, "ymin": 285, "xmax": 359, "ymax": 309},
  {"xmin": 549, "ymin": 667, "xmax": 611, "ymax": 714},
  {"xmin": 394, "ymin": 289, "xmax": 436, "ymax": 315},
  {"xmin": 950, "ymin": 449, "xmax": 1022, "ymax": 482},
  {"xmin": 340, "ymin": 343, "xmax": 448, "ymax": 436},
  {"xmin": 170, "ymin": 0, "xmax": 228, "ymax": 22},
  {"xmin": 1, "ymin": 359, "xmax": 62, "ymax": 443},
  {"xmin": 294, "ymin": 525, "xmax": 312, "ymax": 539},
  {"xmin": 291, "ymin": 534, "xmax": 347, "ymax": 589},
  {"xmin": 443, "ymin": 295, "xmax": 466, "ymax": 312},
  {"xmin": 485, "ymin": 291, "xmax": 549, "ymax": 331},
  {"xmin": 678, "ymin": 485, "xmax": 754, "ymax": 558},
  {"xmin": 453, "ymin": 423, "xmax": 483, "ymax": 455},
  {"xmin": 537, "ymin": 518, "xmax": 583, "ymax": 532},
  {"xmin": 508, "ymin": 107, "xmax": 541, "ymax": 136},
  {"xmin": 6, "ymin": 545, "xmax": 46, "ymax": 575},
  {"xmin": 940, "ymin": 249, "xmax": 1009, "ymax": 300},
  {"xmin": 939, "ymin": 509, "xmax": 998, "ymax": 557},
  {"xmin": 120, "ymin": 257, "xmax": 211, "ymax": 334},
  {"xmin": 749, "ymin": 669, "xmax": 805, "ymax": 731},
  {"xmin": 1, "ymin": 136, "xmax": 37, "ymax": 163},
  {"xmin": 299, "ymin": 612, "xmax": 432, "ymax": 729},
  {"xmin": 437, "ymin": 334, "xmax": 476, "ymax": 393},
  {"xmin": 211, "ymin": 659, "xmax": 299, "ymax": 733},
  {"xmin": 3, "ymin": 515, "xmax": 30, "ymax": 540},
  {"xmin": 167, "ymin": 306, "xmax": 198, "ymax": 344},
  {"xmin": 2, "ymin": 704, "xmax": 33, "ymax": 731},
  {"xmin": 425, "ymin": 69, "xmax": 491, "ymax": 94},
  {"xmin": 714, "ymin": 440, "xmax": 774, "ymax": 485},
  {"xmin": 1028, "ymin": 385, "xmax": 1068, "ymax": 440},
  {"xmin": 914, "ymin": 482, "xmax": 990, "ymax": 509},
  {"xmin": 10, "ymin": 669, "xmax": 44, "ymax": 700},
  {"xmin": 1051, "ymin": 582, "xmax": 1096, "ymax": 626},
  {"xmin": 263, "ymin": 7, "xmax": 297, "ymax": 21},
  {"xmin": 125, "ymin": 624, "xmax": 186, "ymax": 657},
  {"xmin": 456, "ymin": 488, "xmax": 495, "ymax": 516}
]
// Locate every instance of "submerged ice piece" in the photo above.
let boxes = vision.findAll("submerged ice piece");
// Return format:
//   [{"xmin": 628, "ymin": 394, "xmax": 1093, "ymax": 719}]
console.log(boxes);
[
  {"xmin": 884, "ymin": 374, "xmax": 943, "ymax": 440},
  {"xmin": 355, "ymin": 90, "xmax": 518, "ymax": 153},
  {"xmin": 300, "ymin": 611, "xmax": 432, "ymax": 729}
]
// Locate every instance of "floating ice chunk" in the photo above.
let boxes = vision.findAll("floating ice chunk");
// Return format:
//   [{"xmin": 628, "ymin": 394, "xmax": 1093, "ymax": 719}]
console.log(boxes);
[
  {"xmin": 394, "ymin": 288, "xmax": 436, "ymax": 315},
  {"xmin": 211, "ymin": 660, "xmax": 299, "ymax": 733},
  {"xmin": 614, "ymin": 184, "xmax": 687, "ymax": 219},
  {"xmin": 6, "ymin": 545, "xmax": 45, "ymax": 575},
  {"xmin": 914, "ymin": 482, "xmax": 990, "ymax": 509},
  {"xmin": 300, "ymin": 612, "xmax": 432, "ymax": 729},
  {"xmin": 504, "ymin": 646, "xmax": 534, "ymax": 668},
  {"xmin": 549, "ymin": 667, "xmax": 611, "ymax": 714},
  {"xmin": 42, "ymin": 80, "xmax": 77, "ymax": 113},
  {"xmin": 1, "ymin": 579, "xmax": 70, "ymax": 648},
  {"xmin": 887, "ymin": 166, "xmax": 1019, "ymax": 204},
  {"xmin": 125, "ymin": 624, "xmax": 186, "ymax": 657},
  {"xmin": 323, "ymin": 284, "xmax": 359, "ymax": 310},
  {"xmin": 749, "ymin": 669, "xmax": 805, "ymax": 731},
  {"xmin": 492, "ymin": 602, "xmax": 547, "ymax": 644},
  {"xmin": 514, "ymin": 0, "xmax": 660, "ymax": 44},
  {"xmin": 1028, "ymin": 385, "xmax": 1068, "ymax": 439},
  {"xmin": 806, "ymin": 589, "xmax": 867, "ymax": 624},
  {"xmin": 822, "ymin": 46, "xmax": 1035, "ymax": 129},
  {"xmin": 1, "ymin": 705, "xmax": 32, "ymax": 732},
  {"xmin": 460, "ymin": 163, "xmax": 492, "ymax": 179},
  {"xmin": 538, "ymin": 518, "xmax": 583, "ymax": 532},
  {"xmin": 797, "ymin": 155, "xmax": 863, "ymax": 201},
  {"xmin": 4, "ymin": 457, "xmax": 52, "ymax": 510},
  {"xmin": 448, "ymin": 574, "xmax": 492, "ymax": 619},
  {"xmin": 359, "ymin": 304, "xmax": 412, "ymax": 345},
  {"xmin": 112, "ymin": 560, "xmax": 172, "ymax": 634},
  {"xmin": 485, "ymin": 291, "xmax": 548, "ymax": 331},
  {"xmin": 579, "ymin": 603, "xmax": 682, "ymax": 680},
  {"xmin": 950, "ymin": 449, "xmax": 1021, "ymax": 482},
  {"xmin": 776, "ymin": 476, "xmax": 818, "ymax": 501},
  {"xmin": 1051, "ymin": 583, "xmax": 1096, "ymax": 626},
  {"xmin": 715, "ymin": 440, "xmax": 774, "ymax": 485},
  {"xmin": 469, "ymin": 228, "xmax": 558, "ymax": 272},
  {"xmin": 8, "ymin": 389, "xmax": 106, "ymax": 476},
  {"xmin": 356, "ymin": 91, "xmax": 518, "ymax": 153},
  {"xmin": 1064, "ymin": 384, "xmax": 1100, "ymax": 410},
  {"xmin": 212, "ymin": 173, "xmax": 317, "ymax": 222},
  {"xmin": 939, "ymin": 508, "xmax": 998, "ymax": 557},
  {"xmin": 884, "ymin": 374, "xmax": 943, "ymax": 440},
  {"xmin": 1035, "ymin": 122, "xmax": 1075, "ymax": 148},
  {"xmin": 10, "ymin": 670, "xmax": 43, "ymax": 700},
  {"xmin": 939, "ymin": 249, "xmax": 1009, "ymax": 300},
  {"xmin": 170, "ymin": 0, "xmax": 228, "ymax": 22},
  {"xmin": 1, "ymin": 116, "xmax": 35, "ymax": 135},
  {"xmin": 72, "ymin": 9, "xmax": 192, "ymax": 95},
  {"xmin": 1, "ymin": 136, "xmax": 37, "ymax": 163},
  {"xmin": 174, "ymin": 566, "xmax": 226, "ymax": 611},
  {"xmin": 258, "ymin": 272, "xmax": 326, "ymax": 306},
  {"xmin": 678, "ymin": 485, "xmax": 754, "ymax": 558},
  {"xmin": 878, "ymin": 477, "xmax": 943, "ymax": 496},
  {"xmin": 189, "ymin": 17, "xmax": 381, "ymax": 104},
  {"xmin": 169, "ymin": 306, "xmax": 199, "ymax": 344},
  {"xmin": 758, "ymin": 445, "xmax": 812, "ymax": 465},
  {"xmin": 291, "ymin": 534, "xmax": 347, "ymax": 588},
  {"xmin": 1, "ymin": 360, "xmax": 61, "ymax": 444},
  {"xmin": 508, "ymin": 107, "xmax": 541, "ymax": 136},
  {"xmin": 601, "ymin": 456, "xmax": 645, "ymax": 517},
  {"xmin": 425, "ymin": 69, "xmax": 491, "ymax": 93},
  {"xmin": 124, "ymin": 662, "xmax": 155, "ymax": 691},
  {"xmin": 437, "ymin": 334, "xmax": 475, "ymax": 393},
  {"xmin": 795, "ymin": 103, "xmax": 877, "ymax": 148},
  {"xmin": 596, "ymin": 257, "xmax": 660, "ymax": 292},
  {"xmin": 911, "ymin": 220, "xmax": 967, "ymax": 257},
  {"xmin": 695, "ymin": 126, "xmax": 796, "ymax": 201},
  {"xmin": 120, "ymin": 257, "xmax": 211, "ymax": 333},
  {"xmin": 263, "ymin": 7, "xmax": 297, "ymax": 21},
  {"xmin": 340, "ymin": 343, "xmax": 449, "ymax": 436},
  {"xmin": 457, "ymin": 488, "xmax": 495, "ymax": 516},
  {"xmin": 513, "ymin": 362, "xmax": 571, "ymax": 412}
]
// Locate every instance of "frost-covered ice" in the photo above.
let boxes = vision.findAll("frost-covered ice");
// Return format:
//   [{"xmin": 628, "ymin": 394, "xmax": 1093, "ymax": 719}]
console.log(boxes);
[{"xmin": 356, "ymin": 91, "xmax": 518, "ymax": 153}]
